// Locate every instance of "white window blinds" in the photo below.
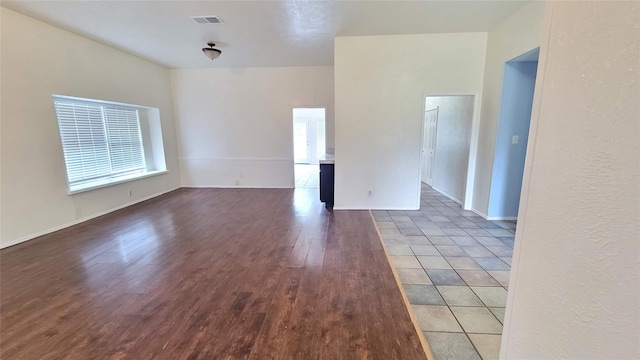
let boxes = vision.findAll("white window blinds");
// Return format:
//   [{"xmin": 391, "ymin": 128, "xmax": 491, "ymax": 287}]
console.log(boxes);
[
  {"xmin": 104, "ymin": 107, "xmax": 145, "ymax": 175},
  {"xmin": 54, "ymin": 99, "xmax": 145, "ymax": 187}
]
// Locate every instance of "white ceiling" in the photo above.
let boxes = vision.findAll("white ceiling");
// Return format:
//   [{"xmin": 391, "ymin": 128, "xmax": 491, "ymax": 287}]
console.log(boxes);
[{"xmin": 2, "ymin": 1, "xmax": 530, "ymax": 69}]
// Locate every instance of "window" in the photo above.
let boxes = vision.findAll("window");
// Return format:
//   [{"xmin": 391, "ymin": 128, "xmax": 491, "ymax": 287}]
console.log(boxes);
[{"xmin": 53, "ymin": 96, "xmax": 167, "ymax": 194}]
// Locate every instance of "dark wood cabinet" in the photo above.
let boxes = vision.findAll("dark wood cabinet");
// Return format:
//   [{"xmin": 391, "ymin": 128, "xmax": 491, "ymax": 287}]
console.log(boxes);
[{"xmin": 319, "ymin": 163, "xmax": 334, "ymax": 208}]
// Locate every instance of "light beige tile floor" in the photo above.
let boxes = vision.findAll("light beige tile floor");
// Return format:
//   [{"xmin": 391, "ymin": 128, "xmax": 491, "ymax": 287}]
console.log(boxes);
[
  {"xmin": 373, "ymin": 184, "xmax": 515, "ymax": 360},
  {"xmin": 451, "ymin": 307, "xmax": 504, "ymax": 334},
  {"xmin": 437, "ymin": 286, "xmax": 484, "ymax": 307},
  {"xmin": 414, "ymin": 305, "xmax": 463, "ymax": 332},
  {"xmin": 397, "ymin": 268, "xmax": 433, "ymax": 285},
  {"xmin": 468, "ymin": 334, "xmax": 503, "ymax": 360},
  {"xmin": 425, "ymin": 332, "xmax": 481, "ymax": 360},
  {"xmin": 390, "ymin": 255, "xmax": 423, "ymax": 269},
  {"xmin": 471, "ymin": 287, "xmax": 508, "ymax": 308}
]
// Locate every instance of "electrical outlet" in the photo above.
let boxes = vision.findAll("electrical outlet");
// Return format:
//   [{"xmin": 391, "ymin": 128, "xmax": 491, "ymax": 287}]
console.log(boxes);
[
  {"xmin": 368, "ymin": 190, "xmax": 373, "ymax": 196},
  {"xmin": 236, "ymin": 179, "xmax": 240, "ymax": 185},
  {"xmin": 128, "ymin": 190, "xmax": 132, "ymax": 197},
  {"xmin": 512, "ymin": 135, "xmax": 519, "ymax": 144}
]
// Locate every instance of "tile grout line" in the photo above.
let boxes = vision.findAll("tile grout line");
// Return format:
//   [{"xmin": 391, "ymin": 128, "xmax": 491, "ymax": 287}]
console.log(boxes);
[
  {"xmin": 431, "ymin": 262, "xmax": 498, "ymax": 360},
  {"xmin": 376, "ymin": 186, "xmax": 514, "ymax": 359},
  {"xmin": 369, "ymin": 210, "xmax": 435, "ymax": 360},
  {"xmin": 409, "ymin": 230, "xmax": 497, "ymax": 360},
  {"xmin": 406, "ymin": 245, "xmax": 486, "ymax": 359},
  {"xmin": 409, "ymin": 243, "xmax": 506, "ymax": 326}
]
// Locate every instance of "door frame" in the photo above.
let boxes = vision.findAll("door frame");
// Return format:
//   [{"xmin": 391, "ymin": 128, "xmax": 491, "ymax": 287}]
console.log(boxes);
[
  {"xmin": 418, "ymin": 92, "xmax": 481, "ymax": 211},
  {"xmin": 291, "ymin": 106, "xmax": 327, "ymax": 186}
]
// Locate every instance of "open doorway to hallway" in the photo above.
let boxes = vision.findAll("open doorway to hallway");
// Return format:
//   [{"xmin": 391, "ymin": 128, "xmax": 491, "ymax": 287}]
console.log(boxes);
[
  {"xmin": 293, "ymin": 108, "xmax": 326, "ymax": 188},
  {"xmin": 421, "ymin": 95, "xmax": 476, "ymax": 207}
]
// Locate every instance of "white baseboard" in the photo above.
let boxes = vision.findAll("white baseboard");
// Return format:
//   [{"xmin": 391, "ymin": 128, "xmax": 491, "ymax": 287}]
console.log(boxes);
[
  {"xmin": 469, "ymin": 208, "xmax": 517, "ymax": 221},
  {"xmin": 180, "ymin": 158, "xmax": 294, "ymax": 188},
  {"xmin": 487, "ymin": 216, "xmax": 518, "ymax": 221},
  {"xmin": 432, "ymin": 186, "xmax": 463, "ymax": 205},
  {"xmin": 470, "ymin": 208, "xmax": 489, "ymax": 219},
  {"xmin": 0, "ymin": 186, "xmax": 181, "ymax": 249}
]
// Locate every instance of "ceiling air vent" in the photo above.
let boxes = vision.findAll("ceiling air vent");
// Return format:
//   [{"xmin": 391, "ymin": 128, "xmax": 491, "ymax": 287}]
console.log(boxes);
[{"xmin": 191, "ymin": 16, "xmax": 224, "ymax": 24}]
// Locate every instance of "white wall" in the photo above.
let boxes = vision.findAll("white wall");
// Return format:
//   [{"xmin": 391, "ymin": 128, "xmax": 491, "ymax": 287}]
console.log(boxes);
[
  {"xmin": 503, "ymin": 1, "xmax": 640, "ymax": 358},
  {"xmin": 170, "ymin": 66, "xmax": 334, "ymax": 188},
  {"xmin": 0, "ymin": 8, "xmax": 181, "ymax": 247},
  {"xmin": 472, "ymin": 1, "xmax": 545, "ymax": 216},
  {"xmin": 425, "ymin": 96, "xmax": 474, "ymax": 204},
  {"xmin": 334, "ymin": 33, "xmax": 487, "ymax": 209}
]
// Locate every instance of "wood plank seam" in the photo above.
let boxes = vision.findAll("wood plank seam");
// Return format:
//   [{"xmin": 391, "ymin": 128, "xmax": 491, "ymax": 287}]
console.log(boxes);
[{"xmin": 1, "ymin": 189, "xmax": 427, "ymax": 358}]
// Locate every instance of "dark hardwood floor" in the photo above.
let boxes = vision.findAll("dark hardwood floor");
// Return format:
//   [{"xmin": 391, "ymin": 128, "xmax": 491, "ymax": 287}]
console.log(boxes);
[{"xmin": 0, "ymin": 188, "xmax": 426, "ymax": 359}]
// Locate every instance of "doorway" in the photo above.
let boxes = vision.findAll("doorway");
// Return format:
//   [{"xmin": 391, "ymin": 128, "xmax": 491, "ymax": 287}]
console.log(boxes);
[
  {"xmin": 487, "ymin": 48, "xmax": 539, "ymax": 219},
  {"xmin": 293, "ymin": 108, "xmax": 326, "ymax": 188},
  {"xmin": 420, "ymin": 95, "xmax": 475, "ymax": 205}
]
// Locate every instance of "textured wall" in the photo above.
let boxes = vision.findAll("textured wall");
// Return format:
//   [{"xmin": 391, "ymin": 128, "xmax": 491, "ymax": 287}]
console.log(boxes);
[
  {"xmin": 502, "ymin": 1, "xmax": 640, "ymax": 358},
  {"xmin": 473, "ymin": 1, "xmax": 545, "ymax": 216}
]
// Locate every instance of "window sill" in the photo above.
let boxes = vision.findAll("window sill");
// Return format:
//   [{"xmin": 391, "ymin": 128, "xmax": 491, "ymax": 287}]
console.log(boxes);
[{"xmin": 68, "ymin": 170, "xmax": 168, "ymax": 195}]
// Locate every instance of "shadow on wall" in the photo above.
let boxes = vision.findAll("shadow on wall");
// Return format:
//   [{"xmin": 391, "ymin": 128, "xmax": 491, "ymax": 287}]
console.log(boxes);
[{"xmin": 488, "ymin": 48, "xmax": 539, "ymax": 219}]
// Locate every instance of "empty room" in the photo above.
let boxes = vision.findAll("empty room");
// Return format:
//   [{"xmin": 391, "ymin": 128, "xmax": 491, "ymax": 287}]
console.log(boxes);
[{"xmin": 1, "ymin": 1, "xmax": 638, "ymax": 359}]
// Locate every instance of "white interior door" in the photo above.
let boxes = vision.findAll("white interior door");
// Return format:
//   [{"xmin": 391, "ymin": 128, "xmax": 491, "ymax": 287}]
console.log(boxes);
[{"xmin": 422, "ymin": 108, "xmax": 438, "ymax": 185}]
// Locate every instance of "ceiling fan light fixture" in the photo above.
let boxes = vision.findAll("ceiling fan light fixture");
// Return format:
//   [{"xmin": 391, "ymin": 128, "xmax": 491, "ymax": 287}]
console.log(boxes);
[{"xmin": 202, "ymin": 42, "xmax": 222, "ymax": 60}]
